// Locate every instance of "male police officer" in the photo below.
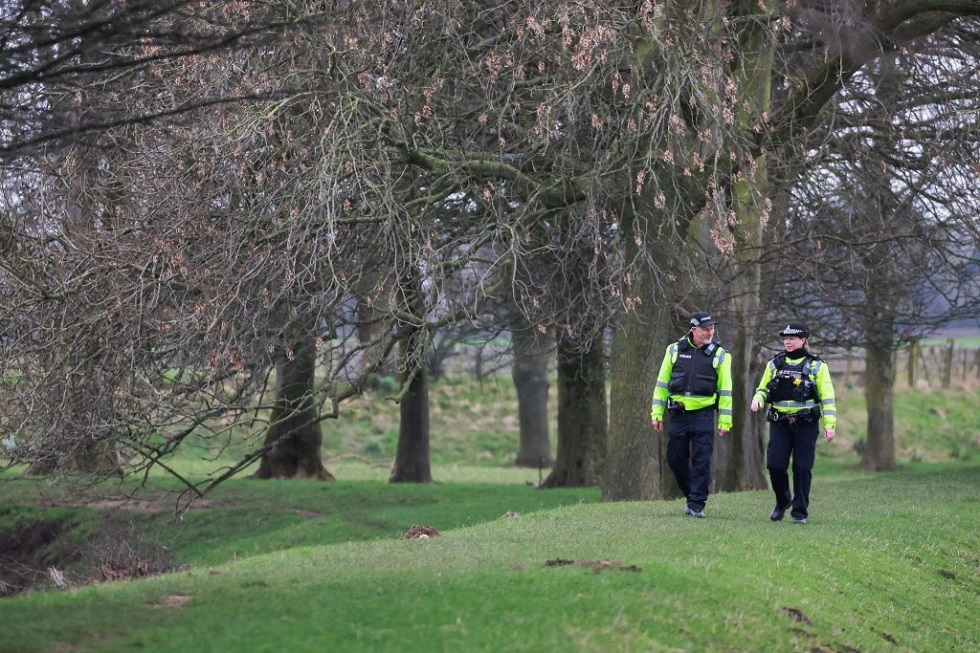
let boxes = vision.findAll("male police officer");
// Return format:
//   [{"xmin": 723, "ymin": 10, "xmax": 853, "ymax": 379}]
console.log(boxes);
[
  {"xmin": 751, "ymin": 322, "xmax": 836, "ymax": 524},
  {"xmin": 651, "ymin": 312, "xmax": 733, "ymax": 518}
]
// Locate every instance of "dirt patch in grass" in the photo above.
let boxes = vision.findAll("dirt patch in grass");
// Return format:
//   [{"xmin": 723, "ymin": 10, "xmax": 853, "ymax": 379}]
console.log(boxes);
[
  {"xmin": 0, "ymin": 517, "xmax": 77, "ymax": 597},
  {"xmin": 0, "ymin": 512, "xmax": 179, "ymax": 598}
]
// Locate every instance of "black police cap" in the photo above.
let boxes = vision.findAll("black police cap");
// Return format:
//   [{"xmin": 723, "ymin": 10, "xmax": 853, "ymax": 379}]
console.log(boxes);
[
  {"xmin": 690, "ymin": 312, "xmax": 716, "ymax": 328},
  {"xmin": 778, "ymin": 322, "xmax": 810, "ymax": 338}
]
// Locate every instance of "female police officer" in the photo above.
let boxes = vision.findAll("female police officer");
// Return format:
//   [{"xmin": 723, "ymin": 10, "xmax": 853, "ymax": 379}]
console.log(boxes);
[{"xmin": 750, "ymin": 322, "xmax": 836, "ymax": 524}]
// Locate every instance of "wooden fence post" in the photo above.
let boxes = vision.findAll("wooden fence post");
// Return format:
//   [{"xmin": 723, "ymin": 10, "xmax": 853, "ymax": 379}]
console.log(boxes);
[
  {"xmin": 907, "ymin": 340, "xmax": 919, "ymax": 387},
  {"xmin": 942, "ymin": 339, "xmax": 954, "ymax": 389}
]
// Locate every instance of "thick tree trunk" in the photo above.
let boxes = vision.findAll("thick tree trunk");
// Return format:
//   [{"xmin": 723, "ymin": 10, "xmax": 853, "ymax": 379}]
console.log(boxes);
[
  {"xmin": 603, "ymin": 306, "xmax": 670, "ymax": 500},
  {"xmin": 715, "ymin": 326, "xmax": 767, "ymax": 491},
  {"xmin": 540, "ymin": 337, "xmax": 606, "ymax": 488},
  {"xmin": 389, "ymin": 329, "xmax": 433, "ymax": 483},
  {"xmin": 253, "ymin": 337, "xmax": 334, "ymax": 480},
  {"xmin": 712, "ymin": 7, "xmax": 775, "ymax": 493},
  {"xmin": 862, "ymin": 341, "xmax": 896, "ymax": 471},
  {"xmin": 357, "ymin": 292, "xmax": 393, "ymax": 391},
  {"xmin": 602, "ymin": 208, "xmax": 676, "ymax": 501},
  {"xmin": 511, "ymin": 322, "xmax": 554, "ymax": 468},
  {"xmin": 718, "ymin": 147, "xmax": 771, "ymax": 492}
]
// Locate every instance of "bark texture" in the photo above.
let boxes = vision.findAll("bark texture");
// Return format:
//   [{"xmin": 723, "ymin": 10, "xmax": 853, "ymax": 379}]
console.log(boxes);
[
  {"xmin": 512, "ymin": 323, "xmax": 554, "ymax": 468},
  {"xmin": 253, "ymin": 338, "xmax": 334, "ymax": 480},
  {"xmin": 862, "ymin": 341, "xmax": 896, "ymax": 471},
  {"xmin": 541, "ymin": 337, "xmax": 606, "ymax": 487},
  {"xmin": 389, "ymin": 331, "xmax": 433, "ymax": 483},
  {"xmin": 602, "ymin": 208, "xmax": 678, "ymax": 501}
]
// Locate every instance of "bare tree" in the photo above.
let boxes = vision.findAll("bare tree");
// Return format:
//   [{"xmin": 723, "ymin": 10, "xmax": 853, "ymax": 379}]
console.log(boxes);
[
  {"xmin": 605, "ymin": 2, "xmax": 980, "ymax": 499},
  {"xmin": 4, "ymin": 0, "xmax": 980, "ymax": 499},
  {"xmin": 0, "ymin": 1, "xmax": 365, "ymax": 487},
  {"xmin": 772, "ymin": 25, "xmax": 980, "ymax": 469},
  {"xmin": 1, "ymin": 0, "xmax": 292, "ymax": 157}
]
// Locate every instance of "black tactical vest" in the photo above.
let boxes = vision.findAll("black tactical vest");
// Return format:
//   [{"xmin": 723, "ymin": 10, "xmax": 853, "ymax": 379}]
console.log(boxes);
[
  {"xmin": 766, "ymin": 353, "xmax": 819, "ymax": 403},
  {"xmin": 667, "ymin": 339, "xmax": 720, "ymax": 397}
]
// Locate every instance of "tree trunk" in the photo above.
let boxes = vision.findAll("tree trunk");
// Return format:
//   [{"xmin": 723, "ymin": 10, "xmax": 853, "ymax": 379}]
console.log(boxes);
[
  {"xmin": 716, "ymin": 325, "xmax": 768, "ymax": 491},
  {"xmin": 712, "ymin": 5, "xmax": 775, "ymax": 493},
  {"xmin": 357, "ymin": 291, "xmax": 392, "ymax": 391},
  {"xmin": 718, "ymin": 152, "xmax": 771, "ymax": 492},
  {"xmin": 26, "ymin": 437, "xmax": 124, "ymax": 478},
  {"xmin": 862, "ymin": 340, "xmax": 896, "ymax": 471},
  {"xmin": 603, "ymin": 307, "xmax": 670, "ymax": 500},
  {"xmin": 511, "ymin": 322, "xmax": 554, "ymax": 468},
  {"xmin": 602, "ymin": 207, "xmax": 677, "ymax": 501},
  {"xmin": 253, "ymin": 336, "xmax": 334, "ymax": 480},
  {"xmin": 389, "ymin": 328, "xmax": 433, "ymax": 483},
  {"xmin": 540, "ymin": 337, "xmax": 606, "ymax": 488}
]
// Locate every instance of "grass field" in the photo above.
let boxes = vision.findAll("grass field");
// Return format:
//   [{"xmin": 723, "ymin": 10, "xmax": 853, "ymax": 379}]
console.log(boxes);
[
  {"xmin": 1, "ymin": 380, "xmax": 978, "ymax": 652},
  {"xmin": 327, "ymin": 377, "xmax": 980, "ymax": 472}
]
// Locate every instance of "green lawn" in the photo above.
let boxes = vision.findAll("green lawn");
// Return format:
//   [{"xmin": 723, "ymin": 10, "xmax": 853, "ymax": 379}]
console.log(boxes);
[
  {"xmin": 1, "ymin": 461, "xmax": 978, "ymax": 653},
  {"xmin": 1, "ymin": 383, "xmax": 978, "ymax": 652}
]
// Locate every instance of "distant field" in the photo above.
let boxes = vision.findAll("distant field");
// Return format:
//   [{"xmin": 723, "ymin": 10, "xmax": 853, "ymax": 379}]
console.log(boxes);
[
  {"xmin": 924, "ymin": 326, "xmax": 980, "ymax": 347},
  {"xmin": 821, "ymin": 331, "xmax": 980, "ymax": 392}
]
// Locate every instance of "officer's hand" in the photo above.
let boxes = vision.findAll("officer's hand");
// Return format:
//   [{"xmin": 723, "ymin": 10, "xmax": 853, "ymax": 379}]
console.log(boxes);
[
  {"xmin": 750, "ymin": 399, "xmax": 763, "ymax": 412},
  {"xmin": 652, "ymin": 419, "xmax": 663, "ymax": 433},
  {"xmin": 824, "ymin": 428, "xmax": 835, "ymax": 442},
  {"xmin": 717, "ymin": 429, "xmax": 728, "ymax": 438}
]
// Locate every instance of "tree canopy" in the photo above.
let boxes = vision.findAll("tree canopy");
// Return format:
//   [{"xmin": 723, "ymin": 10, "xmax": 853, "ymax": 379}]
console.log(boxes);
[{"xmin": 1, "ymin": 1, "xmax": 979, "ymax": 495}]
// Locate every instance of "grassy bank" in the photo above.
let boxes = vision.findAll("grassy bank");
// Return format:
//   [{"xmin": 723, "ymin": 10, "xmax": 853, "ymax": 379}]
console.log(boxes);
[
  {"xmin": 1, "ymin": 383, "xmax": 979, "ymax": 651},
  {"xmin": 1, "ymin": 463, "xmax": 977, "ymax": 652}
]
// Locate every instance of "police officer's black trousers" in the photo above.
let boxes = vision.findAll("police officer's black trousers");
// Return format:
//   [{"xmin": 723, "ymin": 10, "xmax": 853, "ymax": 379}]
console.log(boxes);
[
  {"xmin": 766, "ymin": 418, "xmax": 819, "ymax": 520},
  {"xmin": 666, "ymin": 407, "xmax": 715, "ymax": 511}
]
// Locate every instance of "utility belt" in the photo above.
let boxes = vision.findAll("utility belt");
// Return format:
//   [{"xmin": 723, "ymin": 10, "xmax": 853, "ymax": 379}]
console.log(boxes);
[
  {"xmin": 667, "ymin": 399, "xmax": 711, "ymax": 415},
  {"xmin": 767, "ymin": 406, "xmax": 821, "ymax": 424}
]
